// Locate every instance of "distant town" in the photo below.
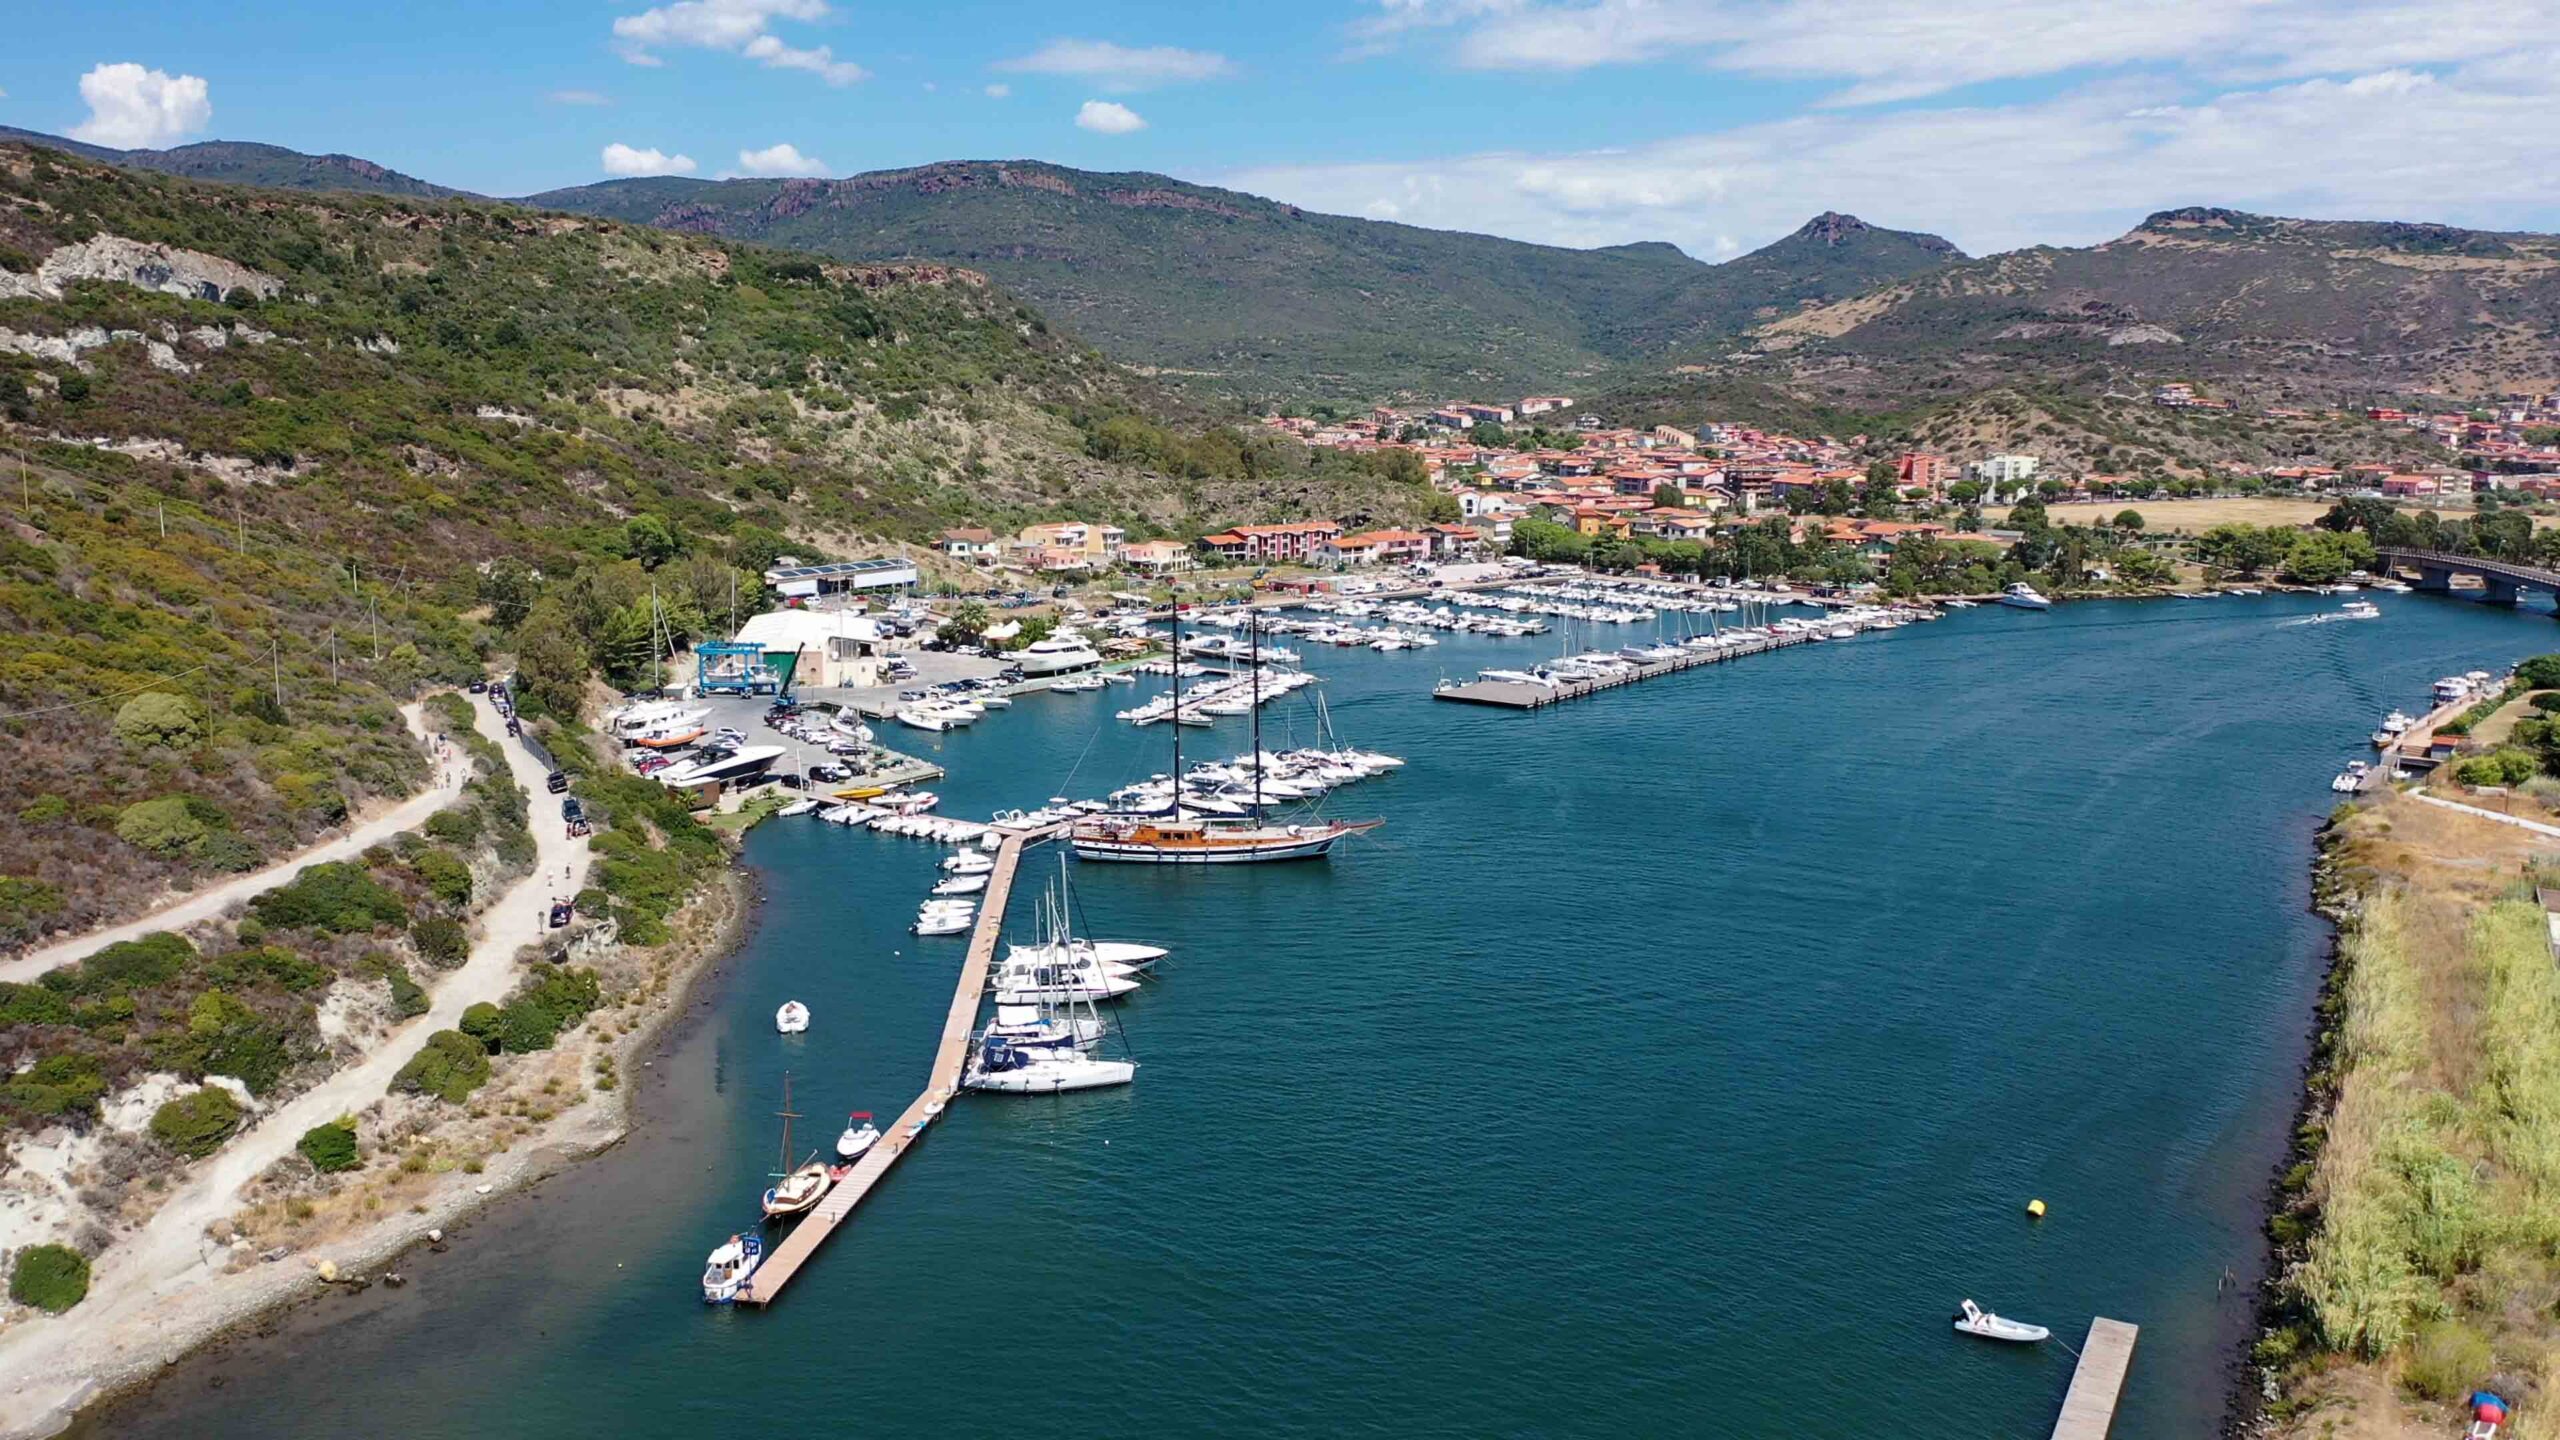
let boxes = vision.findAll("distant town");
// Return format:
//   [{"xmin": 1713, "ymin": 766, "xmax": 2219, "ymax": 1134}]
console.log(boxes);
[{"xmin": 925, "ymin": 387, "xmax": 2560, "ymax": 580}]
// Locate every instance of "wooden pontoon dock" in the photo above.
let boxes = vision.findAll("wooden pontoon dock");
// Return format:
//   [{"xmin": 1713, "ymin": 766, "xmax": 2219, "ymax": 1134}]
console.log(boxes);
[
  {"xmin": 2049, "ymin": 1318, "xmax": 2139, "ymax": 1440},
  {"xmin": 1430, "ymin": 629, "xmax": 1818, "ymax": 709},
  {"xmin": 737, "ymin": 820, "xmax": 1063, "ymax": 1305}
]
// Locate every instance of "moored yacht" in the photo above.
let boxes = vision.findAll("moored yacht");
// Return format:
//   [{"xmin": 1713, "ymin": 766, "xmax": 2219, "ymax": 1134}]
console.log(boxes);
[
  {"xmin": 1998, "ymin": 582, "xmax": 2052, "ymax": 611},
  {"xmin": 1015, "ymin": 632, "xmax": 1105, "ymax": 676}
]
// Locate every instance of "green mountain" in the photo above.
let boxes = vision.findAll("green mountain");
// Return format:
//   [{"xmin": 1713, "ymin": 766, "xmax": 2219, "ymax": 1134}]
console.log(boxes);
[
  {"xmin": 522, "ymin": 162, "xmax": 1965, "ymax": 403},
  {"xmin": 0, "ymin": 125, "xmax": 458, "ymax": 198},
  {"xmin": 1746, "ymin": 206, "xmax": 2560, "ymax": 404},
  {"xmin": 0, "ymin": 142, "xmax": 1433, "ymax": 946}
]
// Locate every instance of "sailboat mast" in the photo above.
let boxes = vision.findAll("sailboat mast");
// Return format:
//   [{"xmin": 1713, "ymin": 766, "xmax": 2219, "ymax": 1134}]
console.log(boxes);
[
  {"xmin": 1169, "ymin": 603, "xmax": 1182, "ymax": 817},
  {"xmin": 775, "ymin": 1072, "xmax": 799, "ymax": 1173},
  {"xmin": 1249, "ymin": 604, "xmax": 1263, "ymax": 812}
]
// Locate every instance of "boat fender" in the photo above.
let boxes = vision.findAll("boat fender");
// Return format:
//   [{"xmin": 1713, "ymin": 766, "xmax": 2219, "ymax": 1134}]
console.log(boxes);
[{"xmin": 2024, "ymin": 1198, "xmax": 2047, "ymax": 1219}]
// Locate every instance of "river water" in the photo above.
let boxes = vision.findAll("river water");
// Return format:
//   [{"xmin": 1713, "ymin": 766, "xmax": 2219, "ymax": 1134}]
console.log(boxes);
[{"xmin": 86, "ymin": 592, "xmax": 2553, "ymax": 1439}]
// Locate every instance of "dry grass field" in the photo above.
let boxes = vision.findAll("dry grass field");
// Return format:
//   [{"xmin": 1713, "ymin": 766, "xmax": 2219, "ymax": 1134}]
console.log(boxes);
[{"xmin": 1986, "ymin": 497, "xmax": 2336, "ymax": 531}]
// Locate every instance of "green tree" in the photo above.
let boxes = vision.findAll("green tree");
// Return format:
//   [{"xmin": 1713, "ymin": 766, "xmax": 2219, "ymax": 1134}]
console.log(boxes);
[
  {"xmin": 940, "ymin": 600, "xmax": 991, "ymax": 647},
  {"xmin": 1652, "ymin": 483, "xmax": 1685, "ymax": 511},
  {"xmin": 396, "ymin": 1029, "xmax": 492, "ymax": 1102},
  {"xmin": 116, "ymin": 796, "xmax": 209, "ymax": 856},
  {"xmin": 2113, "ymin": 510, "xmax": 2145, "ymax": 531},
  {"xmin": 478, "ymin": 557, "xmax": 540, "ymax": 631},
  {"xmin": 513, "ymin": 597, "xmax": 589, "ymax": 717},
  {"xmin": 297, "ymin": 1119, "xmax": 361, "ymax": 1173},
  {"xmin": 624, "ymin": 514, "xmax": 683, "ymax": 570}
]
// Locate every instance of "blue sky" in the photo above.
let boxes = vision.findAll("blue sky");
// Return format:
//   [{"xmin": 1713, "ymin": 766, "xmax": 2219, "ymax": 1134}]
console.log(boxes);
[{"xmin": 7, "ymin": 1, "xmax": 2558, "ymax": 259}]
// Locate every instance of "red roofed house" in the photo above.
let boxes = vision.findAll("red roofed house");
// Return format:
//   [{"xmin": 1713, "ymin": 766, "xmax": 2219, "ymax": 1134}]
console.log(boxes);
[
  {"xmin": 1327, "ymin": 529, "xmax": 1434, "ymax": 566},
  {"xmin": 941, "ymin": 527, "xmax": 999, "ymax": 564},
  {"xmin": 1197, "ymin": 521, "xmax": 1343, "ymax": 566}
]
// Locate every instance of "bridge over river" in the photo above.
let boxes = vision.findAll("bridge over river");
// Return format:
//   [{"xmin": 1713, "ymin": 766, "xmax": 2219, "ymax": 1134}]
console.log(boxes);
[{"xmin": 2377, "ymin": 548, "xmax": 2560, "ymax": 612}]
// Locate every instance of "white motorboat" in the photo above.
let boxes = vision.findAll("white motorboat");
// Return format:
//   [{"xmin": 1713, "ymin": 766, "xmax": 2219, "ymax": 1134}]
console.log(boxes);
[
  {"xmin": 1998, "ymin": 582, "xmax": 2052, "ymax": 611},
  {"xmin": 2331, "ymin": 760, "xmax": 2371, "ymax": 793},
  {"xmin": 932, "ymin": 874, "xmax": 989, "ymax": 896},
  {"xmin": 2338, "ymin": 599, "xmax": 2381, "ymax": 621},
  {"xmin": 835, "ymin": 1112, "xmax": 881, "ymax": 1161},
  {"xmin": 896, "ymin": 705, "xmax": 953, "ymax": 732},
  {"xmin": 777, "ymin": 798, "xmax": 819, "ymax": 817},
  {"xmin": 942, "ymin": 851, "xmax": 996, "ymax": 875},
  {"xmin": 1007, "ymin": 938, "xmax": 1168, "ymax": 973},
  {"xmin": 913, "ymin": 909, "xmax": 973, "ymax": 936},
  {"xmin": 992, "ymin": 961, "xmax": 1142, "ymax": 1005},
  {"xmin": 774, "ymin": 1001, "xmax": 810, "ymax": 1034},
  {"xmin": 1952, "ymin": 1299, "xmax": 2048, "ymax": 1344},
  {"xmin": 658, "ymin": 744, "xmax": 787, "ymax": 788},
  {"xmin": 701, "ymin": 1232, "xmax": 763, "ymax": 1303},
  {"xmin": 1015, "ymin": 633, "xmax": 1105, "ymax": 676}
]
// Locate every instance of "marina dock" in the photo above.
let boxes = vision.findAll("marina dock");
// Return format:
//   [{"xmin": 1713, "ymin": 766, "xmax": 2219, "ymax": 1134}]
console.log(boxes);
[
  {"xmin": 2359, "ymin": 690, "xmax": 2474, "ymax": 791},
  {"xmin": 738, "ymin": 821, "xmax": 1063, "ymax": 1305},
  {"xmin": 2050, "ymin": 1318, "xmax": 2139, "ymax": 1440},
  {"xmin": 1430, "ymin": 629, "xmax": 1817, "ymax": 709}
]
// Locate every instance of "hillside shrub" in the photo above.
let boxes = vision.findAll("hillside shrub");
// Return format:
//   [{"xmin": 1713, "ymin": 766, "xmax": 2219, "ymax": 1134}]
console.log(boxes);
[
  {"xmin": 492, "ymin": 964, "xmax": 601, "ymax": 1053},
  {"xmin": 149, "ymin": 1087, "xmax": 243, "ymax": 1158},
  {"xmin": 410, "ymin": 847, "xmax": 473, "ymax": 907},
  {"xmin": 111, "ymin": 692, "xmax": 203, "ymax": 749},
  {"xmin": 0, "ymin": 876, "xmax": 65, "ymax": 946},
  {"xmin": 382, "ymin": 962, "xmax": 428, "ymax": 1018},
  {"xmin": 396, "ymin": 1029, "xmax": 491, "ymax": 1102},
  {"xmin": 2455, "ymin": 749, "xmax": 2539, "ymax": 788},
  {"xmin": 8, "ymin": 1244, "xmax": 90, "ymax": 1313},
  {"xmin": 115, "ymin": 796, "xmax": 208, "ymax": 856},
  {"xmin": 156, "ymin": 989, "xmax": 295, "ymax": 1093},
  {"xmin": 252, "ymin": 862, "xmax": 407, "ymax": 934},
  {"xmin": 410, "ymin": 914, "xmax": 468, "ymax": 968},
  {"xmin": 0, "ymin": 982, "xmax": 73, "ymax": 1026},
  {"xmin": 2517, "ymin": 654, "xmax": 2560, "ymax": 690},
  {"xmin": 458, "ymin": 1001, "xmax": 502, "ymax": 1049},
  {"xmin": 296, "ymin": 1119, "xmax": 361, "ymax": 1173},
  {"xmin": 0, "ymin": 1054, "xmax": 107, "ymax": 1122},
  {"xmin": 2403, "ymin": 1318, "xmax": 2493, "ymax": 1402},
  {"xmin": 52, "ymin": 932, "xmax": 193, "ymax": 996}
]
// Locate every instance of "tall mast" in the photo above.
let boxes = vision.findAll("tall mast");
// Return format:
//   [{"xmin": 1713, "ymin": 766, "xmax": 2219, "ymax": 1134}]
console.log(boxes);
[
  {"xmin": 1168, "ymin": 603, "xmax": 1182, "ymax": 819},
  {"xmin": 1249, "ymin": 604, "xmax": 1264, "ymax": 813},
  {"xmin": 775, "ymin": 1072, "xmax": 799, "ymax": 1174}
]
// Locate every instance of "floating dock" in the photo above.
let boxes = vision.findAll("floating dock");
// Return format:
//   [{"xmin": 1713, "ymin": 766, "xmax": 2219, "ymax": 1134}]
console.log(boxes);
[
  {"xmin": 1430, "ymin": 630, "xmax": 1817, "ymax": 709},
  {"xmin": 2050, "ymin": 1318, "xmax": 2139, "ymax": 1440},
  {"xmin": 737, "ymin": 821, "xmax": 1061, "ymax": 1305}
]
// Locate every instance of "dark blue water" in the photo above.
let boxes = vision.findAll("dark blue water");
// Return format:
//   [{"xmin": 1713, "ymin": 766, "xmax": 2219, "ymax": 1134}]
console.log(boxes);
[{"xmin": 96, "ymin": 593, "xmax": 2553, "ymax": 1439}]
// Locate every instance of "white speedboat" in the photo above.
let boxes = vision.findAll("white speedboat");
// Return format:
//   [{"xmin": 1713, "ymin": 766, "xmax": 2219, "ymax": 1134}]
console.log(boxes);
[
  {"xmin": 896, "ymin": 705, "xmax": 953, "ymax": 732},
  {"xmin": 1952, "ymin": 1299, "xmax": 2048, "ymax": 1344},
  {"xmin": 2331, "ymin": 760, "xmax": 2371, "ymax": 793},
  {"xmin": 701, "ymin": 1232, "xmax": 763, "ymax": 1303},
  {"xmin": 777, "ymin": 798, "xmax": 819, "ymax": 817},
  {"xmin": 774, "ymin": 1001, "xmax": 810, "ymax": 1034},
  {"xmin": 1998, "ymin": 583, "xmax": 2051, "ymax": 611},
  {"xmin": 942, "ymin": 851, "xmax": 996, "ymax": 875},
  {"xmin": 1007, "ymin": 939, "xmax": 1169, "ymax": 972},
  {"xmin": 835, "ymin": 1112, "xmax": 881, "ymax": 1162},
  {"xmin": 932, "ymin": 874, "xmax": 989, "ymax": 897},
  {"xmin": 2338, "ymin": 599, "xmax": 2381, "ymax": 620},
  {"xmin": 913, "ymin": 909, "xmax": 974, "ymax": 936}
]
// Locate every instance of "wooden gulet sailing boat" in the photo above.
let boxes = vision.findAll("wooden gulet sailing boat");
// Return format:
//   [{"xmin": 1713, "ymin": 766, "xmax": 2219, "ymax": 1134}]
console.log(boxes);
[
  {"xmin": 1071, "ymin": 602, "xmax": 1381, "ymax": 863},
  {"xmin": 759, "ymin": 1073, "xmax": 835, "ymax": 1219}
]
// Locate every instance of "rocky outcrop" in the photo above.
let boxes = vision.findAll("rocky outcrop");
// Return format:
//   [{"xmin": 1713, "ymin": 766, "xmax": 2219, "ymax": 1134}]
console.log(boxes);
[{"xmin": 0, "ymin": 233, "xmax": 285, "ymax": 304}]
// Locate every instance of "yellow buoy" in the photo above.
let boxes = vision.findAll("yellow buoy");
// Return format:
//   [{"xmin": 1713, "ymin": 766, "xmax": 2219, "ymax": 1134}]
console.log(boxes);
[{"xmin": 2025, "ymin": 1198, "xmax": 2048, "ymax": 1219}]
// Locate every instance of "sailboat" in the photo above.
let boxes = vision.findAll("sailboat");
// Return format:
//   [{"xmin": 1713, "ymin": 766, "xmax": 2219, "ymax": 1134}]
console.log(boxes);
[
  {"xmin": 759, "ymin": 1074, "xmax": 835, "ymax": 1219},
  {"xmin": 967, "ymin": 876, "xmax": 1137, "ymax": 1094},
  {"xmin": 1072, "ymin": 604, "xmax": 1380, "ymax": 864}
]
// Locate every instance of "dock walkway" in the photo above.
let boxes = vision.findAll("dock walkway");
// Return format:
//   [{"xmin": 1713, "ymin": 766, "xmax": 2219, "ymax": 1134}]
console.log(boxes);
[
  {"xmin": 2050, "ymin": 1318, "xmax": 2139, "ymax": 1440},
  {"xmin": 738, "ymin": 821, "xmax": 1061, "ymax": 1305},
  {"xmin": 1430, "ymin": 630, "xmax": 1817, "ymax": 710}
]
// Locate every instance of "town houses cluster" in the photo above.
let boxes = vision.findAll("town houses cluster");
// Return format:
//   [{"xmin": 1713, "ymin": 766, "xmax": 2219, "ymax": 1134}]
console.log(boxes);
[{"xmin": 933, "ymin": 387, "xmax": 2560, "ymax": 577}]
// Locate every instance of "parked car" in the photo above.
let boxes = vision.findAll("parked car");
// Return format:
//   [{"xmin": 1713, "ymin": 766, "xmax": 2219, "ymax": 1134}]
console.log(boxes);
[
  {"xmin": 561, "ymin": 797, "xmax": 584, "ymax": 822},
  {"xmin": 548, "ymin": 901, "xmax": 572, "ymax": 929},
  {"xmin": 468, "ymin": 679, "xmax": 488, "ymax": 694},
  {"xmin": 545, "ymin": 771, "xmax": 568, "ymax": 794}
]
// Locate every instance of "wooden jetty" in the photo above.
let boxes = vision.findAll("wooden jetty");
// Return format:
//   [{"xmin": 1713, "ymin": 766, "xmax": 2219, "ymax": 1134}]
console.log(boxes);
[
  {"xmin": 1430, "ymin": 630, "xmax": 1817, "ymax": 710},
  {"xmin": 2050, "ymin": 1318, "xmax": 2139, "ymax": 1440},
  {"xmin": 2358, "ymin": 689, "xmax": 2479, "ymax": 792},
  {"xmin": 737, "ymin": 821, "xmax": 1061, "ymax": 1305}
]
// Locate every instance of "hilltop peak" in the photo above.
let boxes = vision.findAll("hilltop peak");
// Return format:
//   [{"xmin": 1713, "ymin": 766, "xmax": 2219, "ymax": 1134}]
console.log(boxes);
[{"xmin": 1780, "ymin": 212, "xmax": 1962, "ymax": 257}]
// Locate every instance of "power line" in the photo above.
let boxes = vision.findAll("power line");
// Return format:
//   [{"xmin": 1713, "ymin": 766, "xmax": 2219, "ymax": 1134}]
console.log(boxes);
[{"xmin": 0, "ymin": 660, "xmax": 221, "ymax": 721}]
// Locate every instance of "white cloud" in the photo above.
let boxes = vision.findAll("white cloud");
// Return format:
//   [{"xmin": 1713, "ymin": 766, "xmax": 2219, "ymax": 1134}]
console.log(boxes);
[
  {"xmin": 547, "ymin": 89, "xmax": 611, "ymax": 105},
  {"xmin": 996, "ymin": 38, "xmax": 1234, "ymax": 92},
  {"xmin": 611, "ymin": 0, "xmax": 867, "ymax": 85},
  {"xmin": 984, "ymin": 83, "xmax": 1012, "ymax": 98},
  {"xmin": 601, "ymin": 142, "xmax": 698, "ymax": 176},
  {"xmin": 67, "ymin": 63, "xmax": 211, "ymax": 149},
  {"xmin": 1074, "ymin": 99, "xmax": 1148, "ymax": 134},
  {"xmin": 1349, "ymin": 0, "xmax": 2549, "ymax": 106},
  {"xmin": 1224, "ymin": 54, "xmax": 2560, "ymax": 259},
  {"xmin": 736, "ymin": 141, "xmax": 828, "ymax": 177}
]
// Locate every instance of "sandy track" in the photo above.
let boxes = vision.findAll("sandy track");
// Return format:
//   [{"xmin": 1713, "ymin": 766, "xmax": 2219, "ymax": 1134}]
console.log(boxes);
[
  {"xmin": 0, "ymin": 702, "xmax": 472, "ymax": 985},
  {"xmin": 0, "ymin": 692, "xmax": 587, "ymax": 1438}
]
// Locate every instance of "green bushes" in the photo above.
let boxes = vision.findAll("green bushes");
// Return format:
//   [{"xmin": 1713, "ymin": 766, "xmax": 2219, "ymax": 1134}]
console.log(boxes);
[
  {"xmin": 409, "ymin": 847, "xmax": 473, "ymax": 908},
  {"xmin": 48, "ymin": 932, "xmax": 193, "ymax": 997},
  {"xmin": 115, "ymin": 795, "xmax": 211, "ymax": 856},
  {"xmin": 251, "ymin": 862, "xmax": 407, "ymax": 934},
  {"xmin": 111, "ymin": 691, "xmax": 203, "ymax": 749},
  {"xmin": 0, "ymin": 982, "xmax": 74, "ymax": 1027},
  {"xmin": 1, "ymin": 1055, "xmax": 108, "ymax": 1123},
  {"xmin": 2454, "ymin": 748, "xmax": 2538, "ymax": 788},
  {"xmin": 410, "ymin": 914, "xmax": 468, "ymax": 968},
  {"xmin": 8, "ymin": 1244, "xmax": 90, "ymax": 1313},
  {"xmin": 382, "ymin": 961, "xmax": 428, "ymax": 1018},
  {"xmin": 297, "ymin": 1119, "xmax": 361, "ymax": 1173},
  {"xmin": 2402, "ymin": 1319, "xmax": 2493, "ymax": 1402},
  {"xmin": 493, "ymin": 964, "xmax": 601, "ymax": 1053},
  {"xmin": 396, "ymin": 1029, "xmax": 491, "ymax": 1103},
  {"xmin": 580, "ymin": 775, "xmax": 722, "ymax": 946},
  {"xmin": 149, "ymin": 1087, "xmax": 243, "ymax": 1158},
  {"xmin": 154, "ymin": 989, "xmax": 295, "ymax": 1093}
]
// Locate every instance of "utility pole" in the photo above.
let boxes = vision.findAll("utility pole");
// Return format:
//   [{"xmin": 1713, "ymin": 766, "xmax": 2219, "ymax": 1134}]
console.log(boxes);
[
  {"xmin": 235, "ymin": 498, "xmax": 245, "ymax": 553},
  {"xmin": 271, "ymin": 635, "xmax": 282, "ymax": 710},
  {"xmin": 370, "ymin": 595, "xmax": 381, "ymax": 661},
  {"xmin": 158, "ymin": 503, "xmax": 166, "ymax": 539}
]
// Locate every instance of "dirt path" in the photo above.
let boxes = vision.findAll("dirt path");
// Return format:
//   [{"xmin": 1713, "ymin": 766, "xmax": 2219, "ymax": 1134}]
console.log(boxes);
[
  {"xmin": 0, "ymin": 692, "xmax": 587, "ymax": 1438},
  {"xmin": 0, "ymin": 702, "xmax": 472, "ymax": 985}
]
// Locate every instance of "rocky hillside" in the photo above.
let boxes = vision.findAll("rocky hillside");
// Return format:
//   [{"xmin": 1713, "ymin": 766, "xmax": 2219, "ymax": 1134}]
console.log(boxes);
[
  {"xmin": 524, "ymin": 161, "xmax": 1964, "ymax": 404},
  {"xmin": 0, "ymin": 143, "xmax": 1437, "ymax": 946},
  {"xmin": 1742, "ymin": 206, "xmax": 2560, "ymax": 404},
  {"xmin": 0, "ymin": 126, "xmax": 458, "ymax": 199}
]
